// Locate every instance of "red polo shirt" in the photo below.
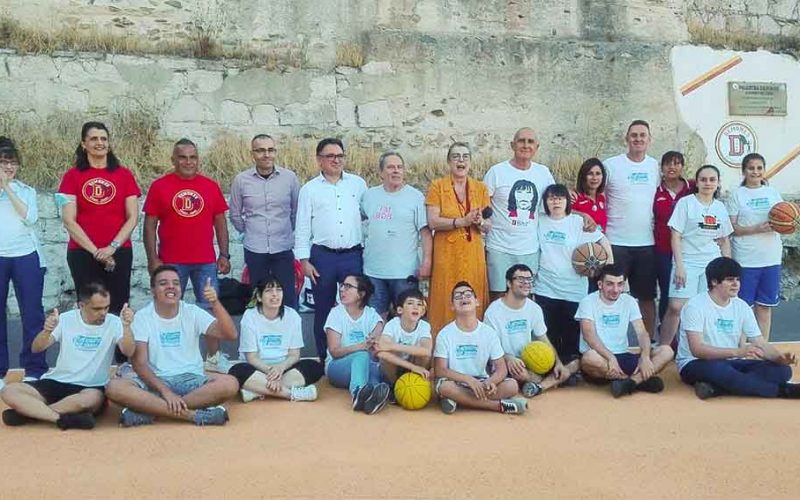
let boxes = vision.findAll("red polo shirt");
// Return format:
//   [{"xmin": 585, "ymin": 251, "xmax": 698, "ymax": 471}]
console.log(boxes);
[
  {"xmin": 653, "ymin": 179, "xmax": 694, "ymax": 254},
  {"xmin": 572, "ymin": 192, "xmax": 607, "ymax": 232}
]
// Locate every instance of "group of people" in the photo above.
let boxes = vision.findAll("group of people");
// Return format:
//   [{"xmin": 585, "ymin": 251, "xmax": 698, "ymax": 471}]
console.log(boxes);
[{"xmin": 0, "ymin": 118, "xmax": 797, "ymax": 429}]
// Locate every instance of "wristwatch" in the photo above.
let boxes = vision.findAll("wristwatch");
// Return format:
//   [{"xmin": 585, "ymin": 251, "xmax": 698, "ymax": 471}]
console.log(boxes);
[
  {"xmin": 110, "ymin": 240, "xmax": 121, "ymax": 249},
  {"xmin": 219, "ymin": 252, "xmax": 231, "ymax": 259}
]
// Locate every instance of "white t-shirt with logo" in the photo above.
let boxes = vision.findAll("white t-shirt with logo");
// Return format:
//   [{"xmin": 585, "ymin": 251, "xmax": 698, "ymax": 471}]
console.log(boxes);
[
  {"xmin": 575, "ymin": 291, "xmax": 641, "ymax": 354},
  {"xmin": 676, "ymin": 292, "xmax": 761, "ymax": 372},
  {"xmin": 238, "ymin": 307, "xmax": 304, "ymax": 364},
  {"xmin": 604, "ymin": 154, "xmax": 660, "ymax": 246},
  {"xmin": 433, "ymin": 321, "xmax": 504, "ymax": 378},
  {"xmin": 534, "ymin": 214, "xmax": 604, "ymax": 302},
  {"xmin": 726, "ymin": 185, "xmax": 784, "ymax": 268},
  {"xmin": 323, "ymin": 304, "xmax": 383, "ymax": 368},
  {"xmin": 483, "ymin": 298, "xmax": 547, "ymax": 357},
  {"xmin": 381, "ymin": 317, "xmax": 432, "ymax": 361},
  {"xmin": 483, "ymin": 160, "xmax": 555, "ymax": 254},
  {"xmin": 668, "ymin": 195, "xmax": 734, "ymax": 267},
  {"xmin": 132, "ymin": 301, "xmax": 215, "ymax": 378},
  {"xmin": 41, "ymin": 310, "xmax": 123, "ymax": 387}
]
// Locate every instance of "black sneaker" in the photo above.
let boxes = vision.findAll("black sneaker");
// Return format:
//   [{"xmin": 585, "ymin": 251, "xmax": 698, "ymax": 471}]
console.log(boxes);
[
  {"xmin": 56, "ymin": 412, "xmax": 96, "ymax": 430},
  {"xmin": 363, "ymin": 382, "xmax": 391, "ymax": 415},
  {"xmin": 636, "ymin": 376, "xmax": 665, "ymax": 394},
  {"xmin": 610, "ymin": 378, "xmax": 637, "ymax": 398},
  {"xmin": 2, "ymin": 409, "xmax": 32, "ymax": 427},
  {"xmin": 694, "ymin": 382, "xmax": 719, "ymax": 400},
  {"xmin": 562, "ymin": 372, "xmax": 582, "ymax": 387},
  {"xmin": 779, "ymin": 383, "xmax": 800, "ymax": 399},
  {"xmin": 352, "ymin": 384, "xmax": 374, "ymax": 411}
]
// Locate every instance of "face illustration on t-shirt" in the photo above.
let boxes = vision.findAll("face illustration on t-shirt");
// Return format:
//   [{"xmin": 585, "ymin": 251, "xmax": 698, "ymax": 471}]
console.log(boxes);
[
  {"xmin": 72, "ymin": 334, "xmax": 103, "ymax": 351},
  {"xmin": 159, "ymin": 330, "xmax": 182, "ymax": 347},
  {"xmin": 172, "ymin": 189, "xmax": 205, "ymax": 218},
  {"xmin": 455, "ymin": 343, "xmax": 479, "ymax": 360},
  {"xmin": 507, "ymin": 179, "xmax": 537, "ymax": 224},
  {"xmin": 81, "ymin": 178, "xmax": 117, "ymax": 205}
]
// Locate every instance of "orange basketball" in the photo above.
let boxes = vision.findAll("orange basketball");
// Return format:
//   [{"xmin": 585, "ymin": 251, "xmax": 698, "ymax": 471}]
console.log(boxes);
[
  {"xmin": 768, "ymin": 201, "xmax": 800, "ymax": 235},
  {"xmin": 572, "ymin": 241, "xmax": 609, "ymax": 277}
]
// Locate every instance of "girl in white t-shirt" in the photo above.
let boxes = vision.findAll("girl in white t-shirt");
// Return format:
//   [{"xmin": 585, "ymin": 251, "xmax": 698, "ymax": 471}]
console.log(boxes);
[
  {"xmin": 324, "ymin": 274, "xmax": 390, "ymax": 415},
  {"xmin": 727, "ymin": 153, "xmax": 784, "ymax": 340},
  {"xmin": 661, "ymin": 165, "xmax": 733, "ymax": 346},
  {"xmin": 227, "ymin": 275, "xmax": 323, "ymax": 402},
  {"xmin": 533, "ymin": 184, "xmax": 612, "ymax": 362}
]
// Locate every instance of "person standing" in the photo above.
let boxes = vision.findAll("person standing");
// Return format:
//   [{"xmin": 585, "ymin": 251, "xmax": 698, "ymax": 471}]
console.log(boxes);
[
  {"xmin": 295, "ymin": 138, "xmax": 367, "ymax": 363},
  {"xmin": 230, "ymin": 134, "xmax": 300, "ymax": 309}
]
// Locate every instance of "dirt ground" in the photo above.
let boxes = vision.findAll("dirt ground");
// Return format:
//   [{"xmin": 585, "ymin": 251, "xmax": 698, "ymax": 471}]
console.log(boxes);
[{"xmin": 2, "ymin": 345, "xmax": 800, "ymax": 499}]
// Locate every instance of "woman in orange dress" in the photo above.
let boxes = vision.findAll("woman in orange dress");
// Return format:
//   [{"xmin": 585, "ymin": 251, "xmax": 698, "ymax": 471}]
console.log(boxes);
[{"xmin": 425, "ymin": 142, "xmax": 491, "ymax": 336}]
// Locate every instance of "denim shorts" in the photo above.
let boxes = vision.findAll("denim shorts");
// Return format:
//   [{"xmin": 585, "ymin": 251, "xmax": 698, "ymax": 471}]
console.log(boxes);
[
  {"xmin": 486, "ymin": 250, "xmax": 540, "ymax": 292},
  {"xmin": 130, "ymin": 372, "xmax": 209, "ymax": 396}
]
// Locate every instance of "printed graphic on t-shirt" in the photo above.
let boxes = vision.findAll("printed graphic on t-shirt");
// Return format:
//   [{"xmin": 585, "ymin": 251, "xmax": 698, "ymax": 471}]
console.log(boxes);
[
  {"xmin": 455, "ymin": 344, "xmax": 479, "ymax": 359},
  {"xmin": 507, "ymin": 179, "xmax": 538, "ymax": 225},
  {"xmin": 373, "ymin": 205, "xmax": 393, "ymax": 221},
  {"xmin": 172, "ymin": 189, "xmax": 205, "ymax": 218},
  {"xmin": 72, "ymin": 335, "xmax": 102, "ymax": 351},
  {"xmin": 715, "ymin": 318, "xmax": 734, "ymax": 335},
  {"xmin": 543, "ymin": 230, "xmax": 567, "ymax": 244},
  {"xmin": 159, "ymin": 331, "xmax": 182, "ymax": 347},
  {"xmin": 627, "ymin": 172, "xmax": 651, "ymax": 185},
  {"xmin": 348, "ymin": 330, "xmax": 366, "ymax": 344},
  {"xmin": 698, "ymin": 214, "xmax": 721, "ymax": 230},
  {"xmin": 745, "ymin": 197, "xmax": 770, "ymax": 211},
  {"xmin": 259, "ymin": 334, "xmax": 282, "ymax": 349},
  {"xmin": 81, "ymin": 178, "xmax": 117, "ymax": 205},
  {"xmin": 601, "ymin": 314, "xmax": 621, "ymax": 328},
  {"xmin": 506, "ymin": 319, "xmax": 528, "ymax": 335}
]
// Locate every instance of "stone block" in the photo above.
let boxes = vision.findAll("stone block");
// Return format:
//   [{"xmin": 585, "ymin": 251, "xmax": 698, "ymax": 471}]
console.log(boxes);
[
  {"xmin": 252, "ymin": 104, "xmax": 279, "ymax": 126},
  {"xmin": 758, "ymin": 14, "xmax": 782, "ymax": 35},
  {"xmin": 188, "ymin": 69, "xmax": 224, "ymax": 93},
  {"xmin": 357, "ymin": 100, "xmax": 393, "ymax": 128},
  {"xmin": 219, "ymin": 100, "xmax": 251, "ymax": 124},
  {"xmin": 310, "ymin": 75, "xmax": 337, "ymax": 100},
  {"xmin": 165, "ymin": 95, "xmax": 215, "ymax": 122},
  {"xmin": 279, "ymin": 102, "xmax": 335, "ymax": 126},
  {"xmin": 6, "ymin": 55, "xmax": 58, "ymax": 80},
  {"xmin": 336, "ymin": 97, "xmax": 357, "ymax": 127},
  {"xmin": 361, "ymin": 61, "xmax": 394, "ymax": 75}
]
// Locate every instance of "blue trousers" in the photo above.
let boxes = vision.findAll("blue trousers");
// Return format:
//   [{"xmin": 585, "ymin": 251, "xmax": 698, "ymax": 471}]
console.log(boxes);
[
  {"xmin": 244, "ymin": 249, "xmax": 297, "ymax": 310},
  {"xmin": 655, "ymin": 251, "xmax": 673, "ymax": 322},
  {"xmin": 680, "ymin": 358, "xmax": 792, "ymax": 398},
  {"xmin": 0, "ymin": 252, "xmax": 47, "ymax": 378},
  {"xmin": 309, "ymin": 245, "xmax": 363, "ymax": 363},
  {"xmin": 326, "ymin": 351, "xmax": 381, "ymax": 395}
]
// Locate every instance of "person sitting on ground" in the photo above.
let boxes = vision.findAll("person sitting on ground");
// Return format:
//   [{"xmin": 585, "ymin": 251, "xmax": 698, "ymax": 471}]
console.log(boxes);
[
  {"xmin": 677, "ymin": 257, "xmax": 800, "ymax": 400},
  {"xmin": 374, "ymin": 289, "xmax": 433, "ymax": 396},
  {"xmin": 225, "ymin": 275, "xmax": 323, "ymax": 403},
  {"xmin": 577, "ymin": 264, "xmax": 674, "ymax": 398},
  {"xmin": 105, "ymin": 265, "xmax": 239, "ymax": 427},
  {"xmin": 484, "ymin": 264, "xmax": 580, "ymax": 399},
  {"xmin": 1, "ymin": 283, "xmax": 134, "ymax": 430},
  {"xmin": 325, "ymin": 273, "xmax": 391, "ymax": 415},
  {"xmin": 433, "ymin": 281, "xmax": 528, "ymax": 415}
]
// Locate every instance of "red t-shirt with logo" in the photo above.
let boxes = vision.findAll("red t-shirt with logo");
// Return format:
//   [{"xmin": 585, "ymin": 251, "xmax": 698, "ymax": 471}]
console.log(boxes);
[
  {"xmin": 653, "ymin": 179, "xmax": 695, "ymax": 254},
  {"xmin": 571, "ymin": 192, "xmax": 607, "ymax": 232},
  {"xmin": 143, "ymin": 172, "xmax": 228, "ymax": 264},
  {"xmin": 58, "ymin": 166, "xmax": 142, "ymax": 250}
]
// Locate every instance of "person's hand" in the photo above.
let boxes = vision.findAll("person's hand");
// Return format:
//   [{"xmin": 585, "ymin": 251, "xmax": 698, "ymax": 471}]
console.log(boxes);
[
  {"xmin": 44, "ymin": 308, "xmax": 59, "ymax": 332},
  {"xmin": 579, "ymin": 212, "xmax": 597, "ymax": 232},
  {"xmin": 482, "ymin": 380, "xmax": 497, "ymax": 396},
  {"xmin": 568, "ymin": 189, "xmax": 578, "ymax": 204},
  {"xmin": 266, "ymin": 379, "xmax": 281, "ymax": 392},
  {"xmin": 202, "ymin": 277, "xmax": 218, "ymax": 304},
  {"xmin": 552, "ymin": 360, "xmax": 566, "ymax": 381},
  {"xmin": 216, "ymin": 255, "xmax": 231, "ymax": 274},
  {"xmin": 465, "ymin": 377, "xmax": 486, "ymax": 400},
  {"xmin": 606, "ymin": 357, "xmax": 625, "ymax": 379},
  {"xmin": 0, "ymin": 170, "xmax": 10, "ymax": 190},
  {"xmin": 147, "ymin": 258, "xmax": 163, "ymax": 275},
  {"xmin": 120, "ymin": 302, "xmax": 134, "ymax": 326},
  {"xmin": 301, "ymin": 260, "xmax": 320, "ymax": 286},
  {"xmin": 506, "ymin": 356, "xmax": 527, "ymax": 379},
  {"xmin": 635, "ymin": 356, "xmax": 655, "ymax": 380},
  {"xmin": 265, "ymin": 366, "xmax": 282, "ymax": 382},
  {"xmin": 95, "ymin": 246, "xmax": 116, "ymax": 263},
  {"xmin": 775, "ymin": 351, "xmax": 797, "ymax": 366},
  {"xmin": 738, "ymin": 344, "xmax": 764, "ymax": 359},
  {"xmin": 373, "ymin": 337, "xmax": 392, "ymax": 353},
  {"xmin": 673, "ymin": 265, "xmax": 686, "ymax": 289},
  {"xmin": 466, "ymin": 208, "xmax": 482, "ymax": 225},
  {"xmin": 161, "ymin": 389, "xmax": 188, "ymax": 415},
  {"xmin": 478, "ymin": 217, "xmax": 492, "ymax": 235},
  {"xmin": 412, "ymin": 365, "xmax": 431, "ymax": 380},
  {"xmin": 757, "ymin": 222, "xmax": 773, "ymax": 234}
]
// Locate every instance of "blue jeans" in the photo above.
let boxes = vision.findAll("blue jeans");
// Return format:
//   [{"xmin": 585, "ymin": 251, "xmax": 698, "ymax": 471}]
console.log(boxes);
[
  {"xmin": 680, "ymin": 359, "xmax": 791, "ymax": 398},
  {"xmin": 0, "ymin": 252, "xmax": 47, "ymax": 378},
  {"xmin": 326, "ymin": 351, "xmax": 381, "ymax": 395},
  {"xmin": 244, "ymin": 249, "xmax": 297, "ymax": 310},
  {"xmin": 367, "ymin": 276, "xmax": 416, "ymax": 315},
  {"xmin": 173, "ymin": 263, "xmax": 218, "ymax": 311}
]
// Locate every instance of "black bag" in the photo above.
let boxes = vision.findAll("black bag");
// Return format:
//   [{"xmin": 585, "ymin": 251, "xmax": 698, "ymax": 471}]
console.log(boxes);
[{"xmin": 217, "ymin": 277, "xmax": 253, "ymax": 316}]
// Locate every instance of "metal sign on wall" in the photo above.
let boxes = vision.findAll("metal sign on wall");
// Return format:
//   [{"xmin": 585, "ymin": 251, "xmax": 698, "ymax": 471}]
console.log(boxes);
[{"xmin": 728, "ymin": 82, "xmax": 787, "ymax": 116}]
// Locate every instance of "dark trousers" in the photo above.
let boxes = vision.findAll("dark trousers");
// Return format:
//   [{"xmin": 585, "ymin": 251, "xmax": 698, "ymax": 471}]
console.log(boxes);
[
  {"xmin": 655, "ymin": 251, "xmax": 673, "ymax": 322},
  {"xmin": 67, "ymin": 247, "xmax": 133, "ymax": 315},
  {"xmin": 310, "ymin": 245, "xmax": 363, "ymax": 363},
  {"xmin": 244, "ymin": 248, "xmax": 297, "ymax": 310},
  {"xmin": 0, "ymin": 252, "xmax": 47, "ymax": 377},
  {"xmin": 680, "ymin": 358, "xmax": 792, "ymax": 398},
  {"xmin": 535, "ymin": 294, "xmax": 580, "ymax": 362}
]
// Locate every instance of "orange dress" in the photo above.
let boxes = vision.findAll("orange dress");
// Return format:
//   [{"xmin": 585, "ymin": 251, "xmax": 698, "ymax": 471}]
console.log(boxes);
[{"xmin": 425, "ymin": 176, "xmax": 490, "ymax": 336}]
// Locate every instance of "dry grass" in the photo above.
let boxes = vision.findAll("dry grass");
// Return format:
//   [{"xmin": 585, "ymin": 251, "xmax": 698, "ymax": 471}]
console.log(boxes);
[
  {"xmin": 688, "ymin": 20, "xmax": 800, "ymax": 56},
  {"xmin": 336, "ymin": 41, "xmax": 365, "ymax": 68}
]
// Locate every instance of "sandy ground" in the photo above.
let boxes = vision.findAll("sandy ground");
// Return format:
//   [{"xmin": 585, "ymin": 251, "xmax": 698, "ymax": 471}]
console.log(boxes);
[{"xmin": 2, "ymin": 346, "xmax": 800, "ymax": 499}]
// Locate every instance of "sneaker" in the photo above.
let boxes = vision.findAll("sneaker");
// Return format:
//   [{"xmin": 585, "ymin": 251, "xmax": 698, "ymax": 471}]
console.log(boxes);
[
  {"xmin": 610, "ymin": 378, "xmax": 637, "ymax": 398},
  {"xmin": 636, "ymin": 376, "xmax": 665, "ymax": 394},
  {"xmin": 561, "ymin": 372, "xmax": 582, "ymax": 387},
  {"xmin": 22, "ymin": 376, "xmax": 39, "ymax": 382},
  {"xmin": 56, "ymin": 412, "xmax": 96, "ymax": 430},
  {"xmin": 694, "ymin": 382, "xmax": 720, "ymax": 400},
  {"xmin": 115, "ymin": 362, "xmax": 137, "ymax": 379},
  {"xmin": 194, "ymin": 405, "xmax": 229, "ymax": 426},
  {"xmin": 203, "ymin": 352, "xmax": 232, "ymax": 373},
  {"xmin": 779, "ymin": 382, "xmax": 800, "ymax": 399},
  {"xmin": 119, "ymin": 407, "xmax": 155, "ymax": 427},
  {"xmin": 363, "ymin": 382, "xmax": 390, "ymax": 415},
  {"xmin": 289, "ymin": 385, "xmax": 318, "ymax": 402},
  {"xmin": 352, "ymin": 384, "xmax": 374, "ymax": 411},
  {"xmin": 521, "ymin": 381, "xmax": 543, "ymax": 398},
  {"xmin": 387, "ymin": 388, "xmax": 398, "ymax": 405},
  {"xmin": 440, "ymin": 398, "xmax": 457, "ymax": 414},
  {"xmin": 2, "ymin": 409, "xmax": 32, "ymax": 426},
  {"xmin": 240, "ymin": 388, "xmax": 262, "ymax": 403},
  {"xmin": 499, "ymin": 398, "xmax": 528, "ymax": 414}
]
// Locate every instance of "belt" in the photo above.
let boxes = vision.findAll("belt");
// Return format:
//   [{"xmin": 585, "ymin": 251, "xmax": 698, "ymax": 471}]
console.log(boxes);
[{"xmin": 315, "ymin": 244, "xmax": 363, "ymax": 254}]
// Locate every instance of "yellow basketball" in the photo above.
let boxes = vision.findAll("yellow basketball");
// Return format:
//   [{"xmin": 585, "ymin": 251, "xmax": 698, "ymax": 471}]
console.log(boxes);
[
  {"xmin": 394, "ymin": 372, "xmax": 432, "ymax": 410},
  {"xmin": 520, "ymin": 341, "xmax": 556, "ymax": 375}
]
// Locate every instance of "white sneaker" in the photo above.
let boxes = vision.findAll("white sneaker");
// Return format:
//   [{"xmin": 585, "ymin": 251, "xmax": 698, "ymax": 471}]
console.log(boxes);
[
  {"xmin": 240, "ymin": 388, "xmax": 262, "ymax": 403},
  {"xmin": 22, "ymin": 376, "xmax": 38, "ymax": 382},
  {"xmin": 290, "ymin": 385, "xmax": 318, "ymax": 402},
  {"xmin": 204, "ymin": 352, "xmax": 232, "ymax": 373}
]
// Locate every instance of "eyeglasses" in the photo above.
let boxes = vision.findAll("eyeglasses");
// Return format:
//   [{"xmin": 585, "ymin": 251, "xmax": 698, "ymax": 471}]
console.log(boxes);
[
  {"xmin": 449, "ymin": 154, "xmax": 471, "ymax": 161},
  {"xmin": 0, "ymin": 159, "xmax": 19, "ymax": 166},
  {"xmin": 513, "ymin": 276, "xmax": 534, "ymax": 284},
  {"xmin": 453, "ymin": 290, "xmax": 475, "ymax": 300},
  {"xmin": 339, "ymin": 282, "xmax": 358, "ymax": 291},
  {"xmin": 319, "ymin": 154, "xmax": 345, "ymax": 161},
  {"xmin": 252, "ymin": 148, "xmax": 276, "ymax": 154}
]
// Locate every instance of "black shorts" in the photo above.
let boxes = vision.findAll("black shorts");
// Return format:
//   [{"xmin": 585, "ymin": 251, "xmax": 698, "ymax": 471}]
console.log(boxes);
[
  {"xmin": 611, "ymin": 245, "xmax": 657, "ymax": 300},
  {"xmin": 26, "ymin": 378, "xmax": 105, "ymax": 405}
]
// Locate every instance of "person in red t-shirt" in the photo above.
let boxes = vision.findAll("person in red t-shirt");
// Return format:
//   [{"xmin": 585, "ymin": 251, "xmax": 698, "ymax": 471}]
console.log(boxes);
[
  {"xmin": 57, "ymin": 122, "xmax": 141, "ymax": 316},
  {"xmin": 652, "ymin": 151, "xmax": 694, "ymax": 324},
  {"xmin": 143, "ymin": 138, "xmax": 230, "ymax": 359},
  {"xmin": 571, "ymin": 158, "xmax": 608, "ymax": 292}
]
